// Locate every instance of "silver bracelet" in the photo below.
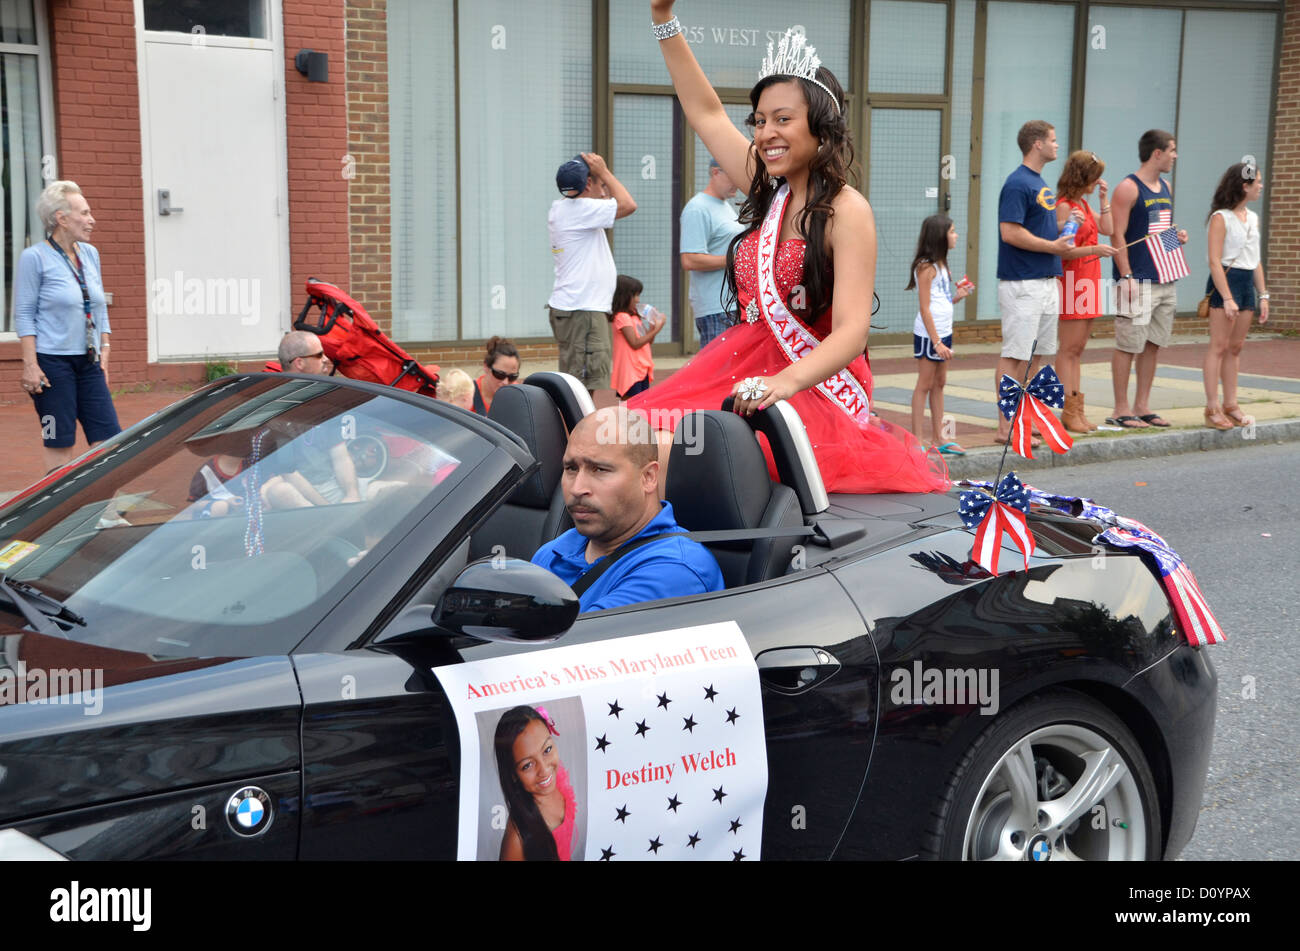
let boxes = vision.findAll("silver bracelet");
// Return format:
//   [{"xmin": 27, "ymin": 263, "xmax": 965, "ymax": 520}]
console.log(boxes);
[{"xmin": 652, "ymin": 16, "xmax": 682, "ymax": 40}]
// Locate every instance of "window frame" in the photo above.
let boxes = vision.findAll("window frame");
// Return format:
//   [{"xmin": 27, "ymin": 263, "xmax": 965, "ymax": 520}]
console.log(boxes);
[{"xmin": 0, "ymin": 0, "xmax": 58, "ymax": 340}]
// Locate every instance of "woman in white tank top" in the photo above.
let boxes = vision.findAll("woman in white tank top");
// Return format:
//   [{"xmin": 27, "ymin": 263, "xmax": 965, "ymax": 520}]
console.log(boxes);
[
  {"xmin": 1202, "ymin": 162, "xmax": 1268, "ymax": 430},
  {"xmin": 906, "ymin": 214, "xmax": 972, "ymax": 453}
]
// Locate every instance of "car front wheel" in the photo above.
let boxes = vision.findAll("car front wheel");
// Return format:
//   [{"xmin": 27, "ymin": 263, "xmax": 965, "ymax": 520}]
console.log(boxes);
[{"xmin": 925, "ymin": 691, "xmax": 1161, "ymax": 861}]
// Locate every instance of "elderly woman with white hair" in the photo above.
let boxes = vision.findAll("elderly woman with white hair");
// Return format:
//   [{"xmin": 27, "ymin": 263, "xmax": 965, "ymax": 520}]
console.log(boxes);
[{"xmin": 15, "ymin": 180, "xmax": 120, "ymax": 471}]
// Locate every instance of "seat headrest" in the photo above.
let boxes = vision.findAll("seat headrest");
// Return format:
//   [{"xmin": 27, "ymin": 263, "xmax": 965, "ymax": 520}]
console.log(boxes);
[
  {"xmin": 665, "ymin": 411, "xmax": 772, "ymax": 531},
  {"xmin": 487, "ymin": 384, "xmax": 567, "ymax": 507},
  {"xmin": 523, "ymin": 371, "xmax": 595, "ymax": 432}
]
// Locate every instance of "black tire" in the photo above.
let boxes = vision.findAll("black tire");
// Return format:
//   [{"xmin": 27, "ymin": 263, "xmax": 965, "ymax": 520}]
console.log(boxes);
[{"xmin": 923, "ymin": 690, "xmax": 1161, "ymax": 861}]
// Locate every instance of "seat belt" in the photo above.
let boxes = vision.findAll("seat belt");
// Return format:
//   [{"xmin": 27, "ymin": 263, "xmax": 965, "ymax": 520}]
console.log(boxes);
[{"xmin": 569, "ymin": 525, "xmax": 818, "ymax": 597}]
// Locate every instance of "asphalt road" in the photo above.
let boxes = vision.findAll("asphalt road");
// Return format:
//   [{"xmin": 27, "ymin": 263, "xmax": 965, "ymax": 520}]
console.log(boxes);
[{"xmin": 1025, "ymin": 442, "xmax": 1298, "ymax": 861}]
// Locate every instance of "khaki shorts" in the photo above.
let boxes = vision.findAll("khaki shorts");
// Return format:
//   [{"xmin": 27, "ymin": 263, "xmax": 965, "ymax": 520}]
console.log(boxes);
[
  {"xmin": 548, "ymin": 307, "xmax": 611, "ymax": 391},
  {"xmin": 998, "ymin": 278, "xmax": 1059, "ymax": 360},
  {"xmin": 1113, "ymin": 281, "xmax": 1177, "ymax": 354}
]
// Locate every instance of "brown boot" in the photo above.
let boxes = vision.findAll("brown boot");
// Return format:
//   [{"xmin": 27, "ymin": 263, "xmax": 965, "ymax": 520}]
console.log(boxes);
[
  {"xmin": 1062, "ymin": 391, "xmax": 1090, "ymax": 434},
  {"xmin": 1075, "ymin": 391, "xmax": 1098, "ymax": 431}
]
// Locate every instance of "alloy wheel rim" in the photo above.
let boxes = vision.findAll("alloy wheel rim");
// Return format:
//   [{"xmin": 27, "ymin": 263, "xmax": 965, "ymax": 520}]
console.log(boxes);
[{"xmin": 961, "ymin": 723, "xmax": 1147, "ymax": 860}]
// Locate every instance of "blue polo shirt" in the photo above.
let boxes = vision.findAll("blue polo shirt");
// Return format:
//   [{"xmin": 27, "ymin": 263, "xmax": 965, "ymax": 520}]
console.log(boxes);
[
  {"xmin": 532, "ymin": 501, "xmax": 724, "ymax": 612},
  {"xmin": 997, "ymin": 164, "xmax": 1062, "ymax": 280}
]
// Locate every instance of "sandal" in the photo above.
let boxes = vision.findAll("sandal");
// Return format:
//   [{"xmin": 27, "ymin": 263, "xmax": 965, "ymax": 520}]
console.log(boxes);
[
  {"xmin": 935, "ymin": 442, "xmax": 967, "ymax": 456},
  {"xmin": 1204, "ymin": 407, "xmax": 1233, "ymax": 431},
  {"xmin": 1104, "ymin": 416, "xmax": 1149, "ymax": 429},
  {"xmin": 1137, "ymin": 413, "xmax": 1171, "ymax": 428},
  {"xmin": 1222, "ymin": 405, "xmax": 1248, "ymax": 427}
]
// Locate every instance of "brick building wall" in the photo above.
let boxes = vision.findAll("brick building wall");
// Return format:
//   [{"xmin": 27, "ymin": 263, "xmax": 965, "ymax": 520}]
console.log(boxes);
[
  {"xmin": 0, "ymin": 0, "xmax": 150, "ymax": 388},
  {"xmin": 1267, "ymin": 0, "xmax": 1298, "ymax": 333},
  {"xmin": 284, "ymin": 0, "xmax": 350, "ymax": 320},
  {"xmin": 345, "ymin": 0, "xmax": 391, "ymax": 337}
]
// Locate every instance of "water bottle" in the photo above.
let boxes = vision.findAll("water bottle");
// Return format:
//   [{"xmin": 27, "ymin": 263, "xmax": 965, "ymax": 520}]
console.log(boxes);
[
  {"xmin": 638, "ymin": 302, "xmax": 658, "ymax": 332},
  {"xmin": 1060, "ymin": 219, "xmax": 1080, "ymax": 247}
]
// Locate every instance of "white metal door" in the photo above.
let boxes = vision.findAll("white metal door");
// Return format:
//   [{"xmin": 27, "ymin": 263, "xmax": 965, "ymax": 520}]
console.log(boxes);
[{"xmin": 141, "ymin": 29, "xmax": 287, "ymax": 361}]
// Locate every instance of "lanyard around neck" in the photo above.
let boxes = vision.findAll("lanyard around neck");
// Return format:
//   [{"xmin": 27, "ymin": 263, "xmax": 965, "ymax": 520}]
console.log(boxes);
[{"xmin": 46, "ymin": 237, "xmax": 92, "ymax": 319}]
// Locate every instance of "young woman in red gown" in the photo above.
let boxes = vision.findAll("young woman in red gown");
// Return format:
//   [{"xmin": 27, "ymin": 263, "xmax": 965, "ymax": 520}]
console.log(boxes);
[{"xmin": 635, "ymin": 1, "xmax": 947, "ymax": 494}]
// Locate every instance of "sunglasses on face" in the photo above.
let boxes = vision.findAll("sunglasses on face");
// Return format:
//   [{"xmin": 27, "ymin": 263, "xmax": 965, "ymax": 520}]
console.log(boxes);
[
  {"xmin": 490, "ymin": 366, "xmax": 519, "ymax": 382},
  {"xmin": 300, "ymin": 350, "xmax": 326, "ymax": 361}
]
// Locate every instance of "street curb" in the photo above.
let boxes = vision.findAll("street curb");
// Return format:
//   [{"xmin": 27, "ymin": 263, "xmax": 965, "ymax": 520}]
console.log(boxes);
[{"xmin": 942, "ymin": 418, "xmax": 1300, "ymax": 480}]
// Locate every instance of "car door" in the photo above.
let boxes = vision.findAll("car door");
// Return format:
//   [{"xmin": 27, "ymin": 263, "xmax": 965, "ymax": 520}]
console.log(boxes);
[
  {"xmin": 545, "ymin": 571, "xmax": 877, "ymax": 860},
  {"xmin": 295, "ymin": 563, "xmax": 875, "ymax": 860}
]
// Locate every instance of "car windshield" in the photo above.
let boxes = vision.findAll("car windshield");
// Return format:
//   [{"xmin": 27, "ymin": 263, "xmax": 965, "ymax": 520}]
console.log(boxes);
[{"xmin": 0, "ymin": 376, "xmax": 496, "ymax": 656}]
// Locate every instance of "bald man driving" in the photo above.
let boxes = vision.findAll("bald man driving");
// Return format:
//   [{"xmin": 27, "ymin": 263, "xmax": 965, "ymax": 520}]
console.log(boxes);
[{"xmin": 532, "ymin": 407, "xmax": 723, "ymax": 612}]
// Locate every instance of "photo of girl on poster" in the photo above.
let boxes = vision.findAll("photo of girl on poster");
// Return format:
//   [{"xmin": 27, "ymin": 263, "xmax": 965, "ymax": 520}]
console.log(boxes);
[{"xmin": 486, "ymin": 701, "xmax": 587, "ymax": 860}]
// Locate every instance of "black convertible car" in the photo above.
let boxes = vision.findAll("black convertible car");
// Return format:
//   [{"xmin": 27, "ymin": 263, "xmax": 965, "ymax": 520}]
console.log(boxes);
[{"xmin": 0, "ymin": 371, "xmax": 1215, "ymax": 860}]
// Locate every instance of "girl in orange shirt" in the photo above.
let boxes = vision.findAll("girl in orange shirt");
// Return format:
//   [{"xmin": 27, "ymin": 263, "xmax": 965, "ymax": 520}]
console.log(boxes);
[{"xmin": 609, "ymin": 274, "xmax": 665, "ymax": 400}]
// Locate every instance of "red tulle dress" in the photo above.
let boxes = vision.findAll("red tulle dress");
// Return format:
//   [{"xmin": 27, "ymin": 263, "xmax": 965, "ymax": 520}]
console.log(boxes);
[{"xmin": 628, "ymin": 229, "xmax": 949, "ymax": 494}]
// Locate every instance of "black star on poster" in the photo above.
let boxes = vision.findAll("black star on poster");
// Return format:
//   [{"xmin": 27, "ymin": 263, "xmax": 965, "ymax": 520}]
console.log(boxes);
[{"xmin": 434, "ymin": 622, "xmax": 766, "ymax": 861}]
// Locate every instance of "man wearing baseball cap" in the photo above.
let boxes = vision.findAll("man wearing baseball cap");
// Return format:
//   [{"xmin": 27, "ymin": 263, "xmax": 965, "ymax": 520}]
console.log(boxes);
[{"xmin": 548, "ymin": 152, "xmax": 637, "ymax": 396}]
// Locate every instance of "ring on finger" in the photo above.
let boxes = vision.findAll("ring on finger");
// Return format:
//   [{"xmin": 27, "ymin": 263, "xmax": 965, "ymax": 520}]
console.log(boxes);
[{"xmin": 738, "ymin": 377, "xmax": 768, "ymax": 402}]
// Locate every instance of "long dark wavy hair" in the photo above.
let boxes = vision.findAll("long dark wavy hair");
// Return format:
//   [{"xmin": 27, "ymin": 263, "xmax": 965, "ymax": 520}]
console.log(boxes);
[
  {"xmin": 724, "ymin": 68, "xmax": 855, "ymax": 323},
  {"xmin": 1207, "ymin": 162, "xmax": 1259, "ymax": 223},
  {"xmin": 905, "ymin": 214, "xmax": 953, "ymax": 291},
  {"xmin": 609, "ymin": 274, "xmax": 644, "ymax": 322},
  {"xmin": 494, "ymin": 705, "xmax": 559, "ymax": 861}
]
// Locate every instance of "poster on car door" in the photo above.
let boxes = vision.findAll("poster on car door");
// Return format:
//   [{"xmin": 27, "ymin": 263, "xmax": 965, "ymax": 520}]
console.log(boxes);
[{"xmin": 433, "ymin": 621, "xmax": 767, "ymax": 861}]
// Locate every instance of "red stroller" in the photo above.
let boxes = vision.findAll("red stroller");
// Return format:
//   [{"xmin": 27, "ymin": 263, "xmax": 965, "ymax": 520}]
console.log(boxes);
[{"xmin": 272, "ymin": 279, "xmax": 440, "ymax": 396}]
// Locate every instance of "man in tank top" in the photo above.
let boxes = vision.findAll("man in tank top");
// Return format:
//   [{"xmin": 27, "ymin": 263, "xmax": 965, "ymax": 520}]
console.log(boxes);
[{"xmin": 1106, "ymin": 130, "xmax": 1188, "ymax": 429}]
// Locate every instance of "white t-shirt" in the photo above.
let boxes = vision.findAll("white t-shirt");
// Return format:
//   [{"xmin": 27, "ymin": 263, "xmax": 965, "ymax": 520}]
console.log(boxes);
[
  {"xmin": 912, "ymin": 263, "xmax": 954, "ymax": 338},
  {"xmin": 547, "ymin": 197, "xmax": 618, "ymax": 311},
  {"xmin": 1211, "ymin": 209, "xmax": 1260, "ymax": 271}
]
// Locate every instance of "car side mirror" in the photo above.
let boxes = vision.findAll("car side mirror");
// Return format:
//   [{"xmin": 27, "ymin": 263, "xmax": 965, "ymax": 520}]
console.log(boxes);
[{"xmin": 431, "ymin": 558, "xmax": 579, "ymax": 643}]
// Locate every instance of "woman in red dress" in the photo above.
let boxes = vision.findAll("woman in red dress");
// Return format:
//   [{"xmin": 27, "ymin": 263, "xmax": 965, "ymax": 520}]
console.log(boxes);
[
  {"xmin": 634, "ymin": 1, "xmax": 947, "ymax": 494},
  {"xmin": 1054, "ymin": 151, "xmax": 1118, "ymax": 432}
]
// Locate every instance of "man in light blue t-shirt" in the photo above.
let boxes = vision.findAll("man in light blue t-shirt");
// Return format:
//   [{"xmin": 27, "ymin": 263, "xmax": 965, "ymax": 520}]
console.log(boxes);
[{"xmin": 680, "ymin": 158, "xmax": 744, "ymax": 348}]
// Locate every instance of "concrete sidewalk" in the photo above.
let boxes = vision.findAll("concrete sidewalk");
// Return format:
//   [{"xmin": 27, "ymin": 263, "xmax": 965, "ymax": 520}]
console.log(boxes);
[{"xmin": 1, "ymin": 334, "xmax": 1296, "ymax": 495}]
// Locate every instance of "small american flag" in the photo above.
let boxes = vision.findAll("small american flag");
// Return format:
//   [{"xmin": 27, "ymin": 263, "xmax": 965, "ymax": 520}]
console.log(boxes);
[
  {"xmin": 1097, "ymin": 521, "xmax": 1227, "ymax": 646},
  {"xmin": 1144, "ymin": 209, "xmax": 1189, "ymax": 283}
]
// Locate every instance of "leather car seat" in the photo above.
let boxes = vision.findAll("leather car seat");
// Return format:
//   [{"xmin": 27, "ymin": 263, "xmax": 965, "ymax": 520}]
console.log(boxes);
[
  {"xmin": 665, "ymin": 410, "xmax": 806, "ymax": 588},
  {"xmin": 469, "ymin": 384, "xmax": 571, "ymax": 559}
]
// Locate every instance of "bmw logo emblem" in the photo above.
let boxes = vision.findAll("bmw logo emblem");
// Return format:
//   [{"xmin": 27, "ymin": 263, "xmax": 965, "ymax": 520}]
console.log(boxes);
[
  {"xmin": 1028, "ymin": 834, "xmax": 1052, "ymax": 862},
  {"xmin": 226, "ymin": 786, "xmax": 274, "ymax": 837}
]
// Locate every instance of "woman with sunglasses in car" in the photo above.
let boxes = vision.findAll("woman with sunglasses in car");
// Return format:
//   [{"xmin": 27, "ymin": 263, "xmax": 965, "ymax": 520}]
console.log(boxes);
[{"xmin": 473, "ymin": 336, "xmax": 521, "ymax": 415}]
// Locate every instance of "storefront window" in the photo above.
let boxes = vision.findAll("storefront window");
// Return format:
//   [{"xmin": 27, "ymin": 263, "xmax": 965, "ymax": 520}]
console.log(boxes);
[
  {"xmin": 1174, "ymin": 9, "xmax": 1276, "ymax": 311},
  {"xmin": 1, "ymin": 0, "xmax": 50, "ymax": 337},
  {"xmin": 388, "ymin": 0, "xmax": 457, "ymax": 342},
  {"xmin": 609, "ymin": 0, "xmax": 850, "ymax": 89},
  {"xmin": 458, "ymin": 0, "xmax": 591, "ymax": 342},
  {"xmin": 869, "ymin": 0, "xmax": 947, "ymax": 95},
  {"xmin": 976, "ymin": 1, "xmax": 1075, "ymax": 317}
]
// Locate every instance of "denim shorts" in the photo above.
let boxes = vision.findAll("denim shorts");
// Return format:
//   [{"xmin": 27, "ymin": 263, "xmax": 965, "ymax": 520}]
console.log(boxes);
[
  {"xmin": 30, "ymin": 352, "xmax": 121, "ymax": 448},
  {"xmin": 694, "ymin": 311, "xmax": 731, "ymax": 349},
  {"xmin": 913, "ymin": 333, "xmax": 953, "ymax": 362},
  {"xmin": 1207, "ymin": 267, "xmax": 1257, "ymax": 311}
]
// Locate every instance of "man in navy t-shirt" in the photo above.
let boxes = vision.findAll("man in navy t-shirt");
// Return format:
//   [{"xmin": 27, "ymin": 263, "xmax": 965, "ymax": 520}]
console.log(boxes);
[
  {"xmin": 533, "ymin": 406, "xmax": 723, "ymax": 613},
  {"xmin": 1106, "ymin": 129, "xmax": 1186, "ymax": 429},
  {"xmin": 994, "ymin": 120, "xmax": 1077, "ymax": 441}
]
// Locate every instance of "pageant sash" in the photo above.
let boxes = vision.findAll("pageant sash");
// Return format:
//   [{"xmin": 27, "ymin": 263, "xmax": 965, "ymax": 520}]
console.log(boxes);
[{"xmin": 755, "ymin": 184, "xmax": 873, "ymax": 425}]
